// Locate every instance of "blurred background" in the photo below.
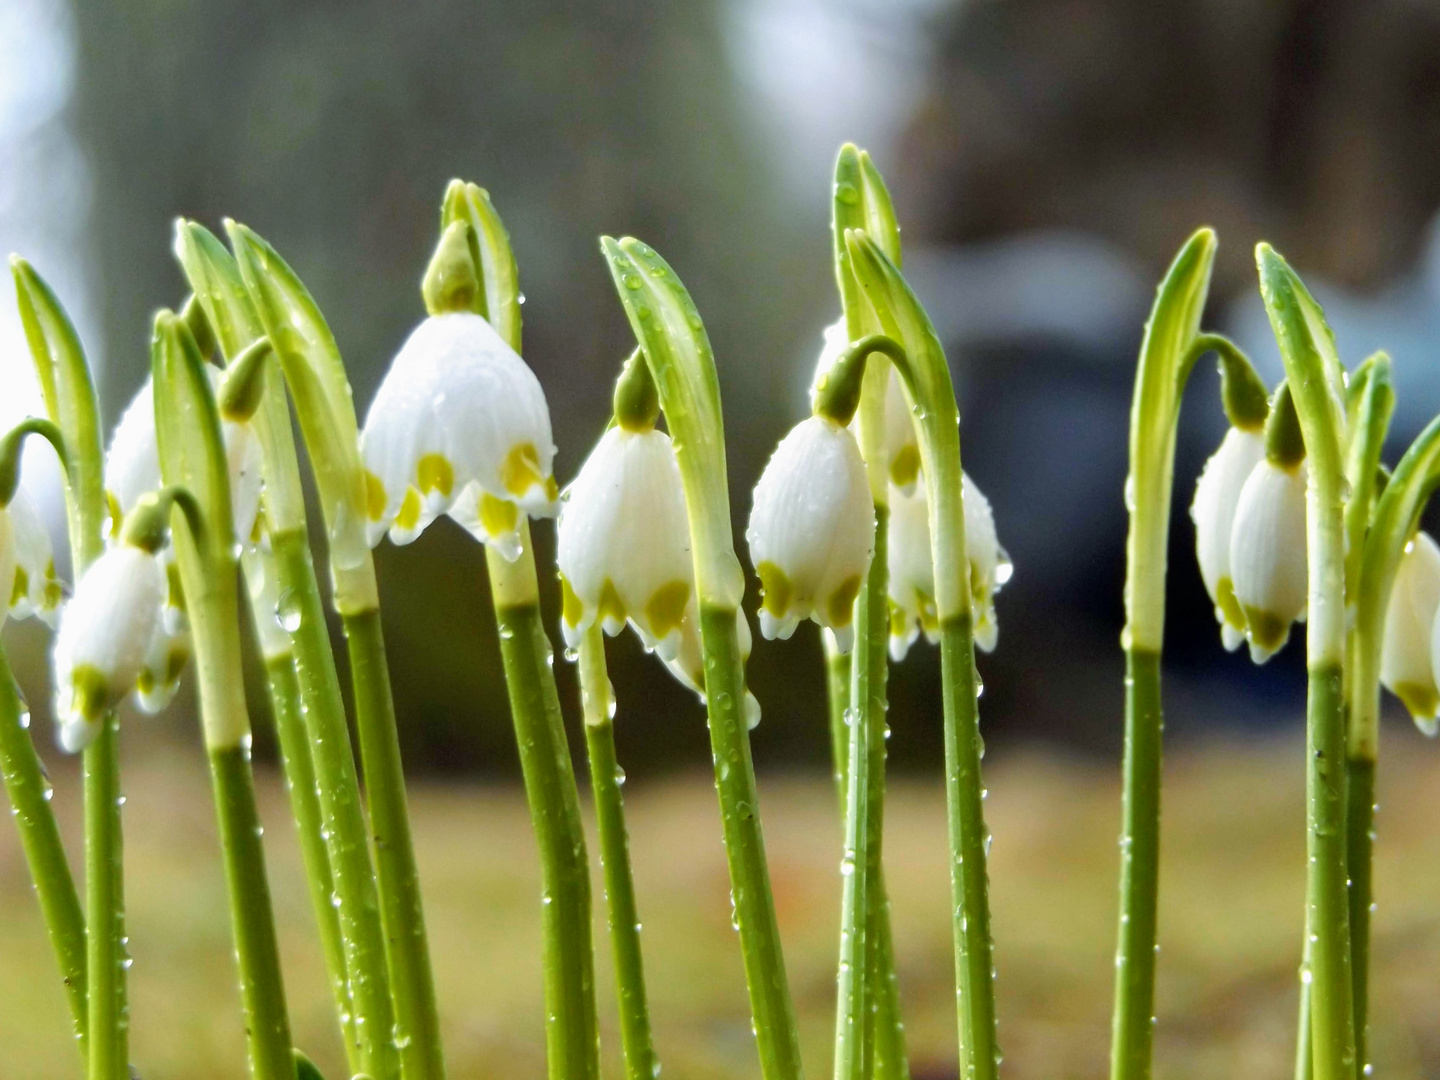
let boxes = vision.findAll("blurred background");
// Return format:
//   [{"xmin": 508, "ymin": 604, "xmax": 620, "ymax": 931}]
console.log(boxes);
[{"xmin": 4, "ymin": 0, "xmax": 1440, "ymax": 1077}]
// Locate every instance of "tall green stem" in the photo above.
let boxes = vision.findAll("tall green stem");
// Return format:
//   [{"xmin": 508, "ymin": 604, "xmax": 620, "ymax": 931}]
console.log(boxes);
[
  {"xmin": 85, "ymin": 716, "xmax": 126, "ymax": 1080},
  {"xmin": 578, "ymin": 626, "xmax": 657, "ymax": 1080},
  {"xmin": 824, "ymin": 633, "xmax": 851, "ymax": 804},
  {"xmin": 1106, "ymin": 229, "xmax": 1217, "ymax": 1080},
  {"xmin": 343, "ymin": 607, "xmax": 446, "ymax": 1080},
  {"xmin": 263, "ymin": 649, "xmax": 359, "ymax": 1071},
  {"xmin": 487, "ymin": 524, "xmax": 599, "ymax": 1080},
  {"xmin": 273, "ymin": 529, "xmax": 396, "ymax": 1080},
  {"xmin": 603, "ymin": 234, "xmax": 803, "ymax": 1080},
  {"xmin": 833, "ymin": 659, "xmax": 870, "ymax": 1080},
  {"xmin": 1258, "ymin": 244, "xmax": 1356, "ymax": 1080},
  {"xmin": 0, "ymin": 636, "xmax": 87, "ymax": 1054}
]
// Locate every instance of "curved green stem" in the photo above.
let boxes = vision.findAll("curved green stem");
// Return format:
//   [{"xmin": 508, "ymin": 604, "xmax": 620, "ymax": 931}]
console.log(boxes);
[
  {"xmin": 602, "ymin": 234, "xmax": 802, "ymax": 1080},
  {"xmin": 0, "ymin": 645, "xmax": 87, "ymax": 1053},
  {"xmin": 1258, "ymin": 244, "xmax": 1356, "ymax": 1080},
  {"xmin": 488, "ymin": 526, "xmax": 599, "ymax": 1080},
  {"xmin": 578, "ymin": 627, "xmax": 658, "ymax": 1080}
]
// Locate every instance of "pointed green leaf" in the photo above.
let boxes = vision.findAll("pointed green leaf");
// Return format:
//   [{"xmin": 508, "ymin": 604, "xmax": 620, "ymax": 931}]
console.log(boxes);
[
  {"xmin": 10, "ymin": 256, "xmax": 106, "ymax": 568},
  {"xmin": 443, "ymin": 182, "xmax": 522, "ymax": 351}
]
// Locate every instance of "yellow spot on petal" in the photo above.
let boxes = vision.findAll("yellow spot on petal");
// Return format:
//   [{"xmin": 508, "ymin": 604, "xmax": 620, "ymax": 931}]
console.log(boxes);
[
  {"xmin": 10, "ymin": 565, "xmax": 27, "ymax": 607},
  {"xmin": 756, "ymin": 561, "xmax": 792, "ymax": 617},
  {"xmin": 889, "ymin": 601, "xmax": 908, "ymax": 639},
  {"xmin": 105, "ymin": 491, "xmax": 124, "ymax": 540},
  {"xmin": 827, "ymin": 574, "xmax": 863, "ymax": 629},
  {"xmin": 544, "ymin": 474, "xmax": 559, "ymax": 501},
  {"xmin": 1243, "ymin": 606, "xmax": 1290, "ymax": 654},
  {"xmin": 43, "ymin": 561, "xmax": 61, "ymax": 610},
  {"xmin": 644, "ymin": 580, "xmax": 690, "ymax": 639},
  {"xmin": 167, "ymin": 563, "xmax": 187, "ymax": 613},
  {"xmin": 598, "ymin": 578, "xmax": 626, "ymax": 626},
  {"xmin": 365, "ymin": 470, "xmax": 388, "ymax": 522},
  {"xmin": 500, "ymin": 442, "xmax": 545, "ymax": 498},
  {"xmin": 416, "ymin": 453, "xmax": 454, "ymax": 498},
  {"xmin": 561, "ymin": 575, "xmax": 585, "ymax": 628},
  {"xmin": 166, "ymin": 643, "xmax": 191, "ymax": 685},
  {"xmin": 1395, "ymin": 681, "xmax": 1440, "ymax": 724},
  {"xmin": 70, "ymin": 665, "xmax": 111, "ymax": 722},
  {"xmin": 395, "ymin": 487, "xmax": 423, "ymax": 532},
  {"xmin": 889, "ymin": 444, "xmax": 920, "ymax": 490},
  {"xmin": 479, "ymin": 493, "xmax": 518, "ymax": 539},
  {"xmin": 1216, "ymin": 576, "xmax": 1245, "ymax": 632}
]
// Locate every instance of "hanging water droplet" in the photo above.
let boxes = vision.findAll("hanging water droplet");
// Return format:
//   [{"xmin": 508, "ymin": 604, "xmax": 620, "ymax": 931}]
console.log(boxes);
[
  {"xmin": 613, "ymin": 766, "xmax": 626, "ymax": 787},
  {"xmin": 275, "ymin": 588, "xmax": 302, "ymax": 633}
]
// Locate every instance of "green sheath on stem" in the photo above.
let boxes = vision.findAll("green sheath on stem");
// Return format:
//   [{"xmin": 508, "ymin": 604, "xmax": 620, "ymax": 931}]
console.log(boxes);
[
  {"xmin": 578, "ymin": 627, "xmax": 658, "ymax": 1080},
  {"xmin": 343, "ymin": 607, "xmax": 446, "ymax": 1080},
  {"xmin": 0, "ymin": 646, "xmax": 87, "ymax": 1050},
  {"xmin": 489, "ymin": 536, "xmax": 600, "ymax": 1080}
]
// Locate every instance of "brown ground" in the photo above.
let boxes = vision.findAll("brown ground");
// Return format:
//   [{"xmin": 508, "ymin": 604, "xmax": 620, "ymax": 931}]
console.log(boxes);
[{"xmin": 2, "ymin": 729, "xmax": 1439, "ymax": 1079}]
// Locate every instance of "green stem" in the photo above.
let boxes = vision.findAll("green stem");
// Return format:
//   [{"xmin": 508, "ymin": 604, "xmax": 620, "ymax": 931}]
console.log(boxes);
[
  {"xmin": 940, "ymin": 615, "xmax": 999, "ymax": 1080},
  {"xmin": 264, "ymin": 651, "xmax": 359, "ymax": 1071},
  {"xmin": 1343, "ymin": 760, "xmax": 1373, "ymax": 1073},
  {"xmin": 699, "ymin": 602, "xmax": 804, "ymax": 1080},
  {"xmin": 487, "ymin": 529, "xmax": 599, "ymax": 1080},
  {"xmin": 578, "ymin": 627, "xmax": 658, "ymax": 1080},
  {"xmin": 824, "ymin": 634, "xmax": 851, "ymax": 811},
  {"xmin": 209, "ymin": 742, "xmax": 295, "ymax": 1080},
  {"xmin": 1295, "ymin": 946, "xmax": 1313, "ymax": 1080},
  {"xmin": 833, "ymin": 669, "xmax": 869, "ymax": 1080},
  {"xmin": 0, "ymin": 644, "xmax": 87, "ymax": 1054},
  {"xmin": 273, "ymin": 530, "xmax": 396, "ymax": 1080},
  {"xmin": 1112, "ymin": 648, "xmax": 1162, "ymax": 1079},
  {"xmin": 343, "ymin": 607, "xmax": 445, "ymax": 1080},
  {"xmin": 85, "ymin": 716, "xmax": 126, "ymax": 1080}
]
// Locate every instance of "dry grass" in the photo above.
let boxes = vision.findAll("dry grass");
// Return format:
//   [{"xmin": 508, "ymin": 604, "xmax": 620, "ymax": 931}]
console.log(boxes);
[{"xmin": 3, "ymin": 727, "xmax": 1440, "ymax": 1079}]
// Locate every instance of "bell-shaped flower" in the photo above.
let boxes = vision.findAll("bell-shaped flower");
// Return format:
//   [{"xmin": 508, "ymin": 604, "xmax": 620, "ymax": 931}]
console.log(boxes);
[
  {"xmin": 557, "ymin": 425, "xmax": 693, "ymax": 658},
  {"xmin": 51, "ymin": 540, "xmax": 167, "ymax": 752},
  {"xmin": 4, "ymin": 487, "xmax": 62, "ymax": 625},
  {"xmin": 106, "ymin": 377, "xmax": 262, "ymax": 545},
  {"xmin": 1379, "ymin": 531, "xmax": 1440, "ymax": 734},
  {"xmin": 361, "ymin": 311, "xmax": 558, "ymax": 559},
  {"xmin": 810, "ymin": 319, "xmax": 920, "ymax": 493},
  {"xmin": 887, "ymin": 470, "xmax": 1009, "ymax": 661},
  {"xmin": 1191, "ymin": 426, "xmax": 1266, "ymax": 651},
  {"xmin": 1229, "ymin": 458, "xmax": 1308, "ymax": 664},
  {"xmin": 747, "ymin": 414, "xmax": 873, "ymax": 652},
  {"xmin": 133, "ymin": 561, "xmax": 191, "ymax": 715}
]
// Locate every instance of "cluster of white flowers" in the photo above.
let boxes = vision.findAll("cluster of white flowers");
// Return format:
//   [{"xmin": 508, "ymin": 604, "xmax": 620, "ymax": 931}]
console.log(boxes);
[
  {"xmin": 1191, "ymin": 397, "xmax": 1308, "ymax": 664},
  {"xmin": 361, "ymin": 311, "xmax": 558, "ymax": 559}
]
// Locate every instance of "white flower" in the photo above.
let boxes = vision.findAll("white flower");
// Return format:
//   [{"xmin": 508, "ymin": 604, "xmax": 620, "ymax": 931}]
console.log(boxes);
[
  {"xmin": 134, "ymin": 562, "xmax": 191, "ymax": 715},
  {"xmin": 106, "ymin": 377, "xmax": 263, "ymax": 545},
  {"xmin": 1381, "ymin": 531, "xmax": 1440, "ymax": 734},
  {"xmin": 887, "ymin": 470, "xmax": 1009, "ymax": 661},
  {"xmin": 4, "ymin": 487, "xmax": 62, "ymax": 626},
  {"xmin": 51, "ymin": 543, "xmax": 167, "ymax": 752},
  {"xmin": 557, "ymin": 426, "xmax": 693, "ymax": 658},
  {"xmin": 362, "ymin": 311, "xmax": 558, "ymax": 559},
  {"xmin": 1191, "ymin": 427, "xmax": 1266, "ymax": 651},
  {"xmin": 1229, "ymin": 458, "xmax": 1308, "ymax": 664},
  {"xmin": 810, "ymin": 320, "xmax": 920, "ymax": 493},
  {"xmin": 747, "ymin": 415, "xmax": 873, "ymax": 652}
]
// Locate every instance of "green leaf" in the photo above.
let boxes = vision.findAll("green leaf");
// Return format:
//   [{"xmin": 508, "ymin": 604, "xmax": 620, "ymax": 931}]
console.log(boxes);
[
  {"xmin": 292, "ymin": 1048, "xmax": 328, "ymax": 1080},
  {"xmin": 600, "ymin": 235, "xmax": 742, "ymax": 608},
  {"xmin": 10, "ymin": 256, "xmax": 106, "ymax": 568},
  {"xmin": 443, "ymin": 181, "xmax": 522, "ymax": 351}
]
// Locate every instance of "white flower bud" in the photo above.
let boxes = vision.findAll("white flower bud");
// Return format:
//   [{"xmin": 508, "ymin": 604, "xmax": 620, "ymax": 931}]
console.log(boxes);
[
  {"xmin": 52, "ymin": 543, "xmax": 166, "ymax": 752},
  {"xmin": 557, "ymin": 426, "xmax": 693, "ymax": 660},
  {"xmin": 361, "ymin": 311, "xmax": 558, "ymax": 559},
  {"xmin": 1229, "ymin": 458, "xmax": 1308, "ymax": 664},
  {"xmin": 4, "ymin": 487, "xmax": 62, "ymax": 626},
  {"xmin": 106, "ymin": 377, "xmax": 263, "ymax": 545},
  {"xmin": 887, "ymin": 470, "xmax": 1008, "ymax": 661},
  {"xmin": 1191, "ymin": 427, "xmax": 1265, "ymax": 651},
  {"xmin": 747, "ymin": 415, "xmax": 873, "ymax": 652},
  {"xmin": 1380, "ymin": 531, "xmax": 1440, "ymax": 734}
]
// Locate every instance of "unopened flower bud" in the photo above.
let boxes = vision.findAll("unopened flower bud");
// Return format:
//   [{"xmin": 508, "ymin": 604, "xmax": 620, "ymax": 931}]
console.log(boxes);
[{"xmin": 1381, "ymin": 531, "xmax": 1440, "ymax": 733}]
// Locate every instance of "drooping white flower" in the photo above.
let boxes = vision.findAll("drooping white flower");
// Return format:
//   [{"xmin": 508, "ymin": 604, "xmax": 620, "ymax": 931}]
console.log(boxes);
[
  {"xmin": 747, "ymin": 415, "xmax": 873, "ymax": 652},
  {"xmin": 1229, "ymin": 458, "xmax": 1308, "ymax": 664},
  {"xmin": 1380, "ymin": 531, "xmax": 1440, "ymax": 734},
  {"xmin": 810, "ymin": 319, "xmax": 920, "ymax": 493},
  {"xmin": 5, "ymin": 487, "xmax": 62, "ymax": 625},
  {"xmin": 887, "ymin": 470, "xmax": 1009, "ymax": 661},
  {"xmin": 1191, "ymin": 427, "xmax": 1266, "ymax": 652},
  {"xmin": 361, "ymin": 311, "xmax": 558, "ymax": 559},
  {"xmin": 51, "ymin": 542, "xmax": 167, "ymax": 752},
  {"xmin": 105, "ymin": 377, "xmax": 263, "ymax": 545},
  {"xmin": 558, "ymin": 425, "xmax": 693, "ymax": 659},
  {"xmin": 133, "ymin": 562, "xmax": 191, "ymax": 715}
]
